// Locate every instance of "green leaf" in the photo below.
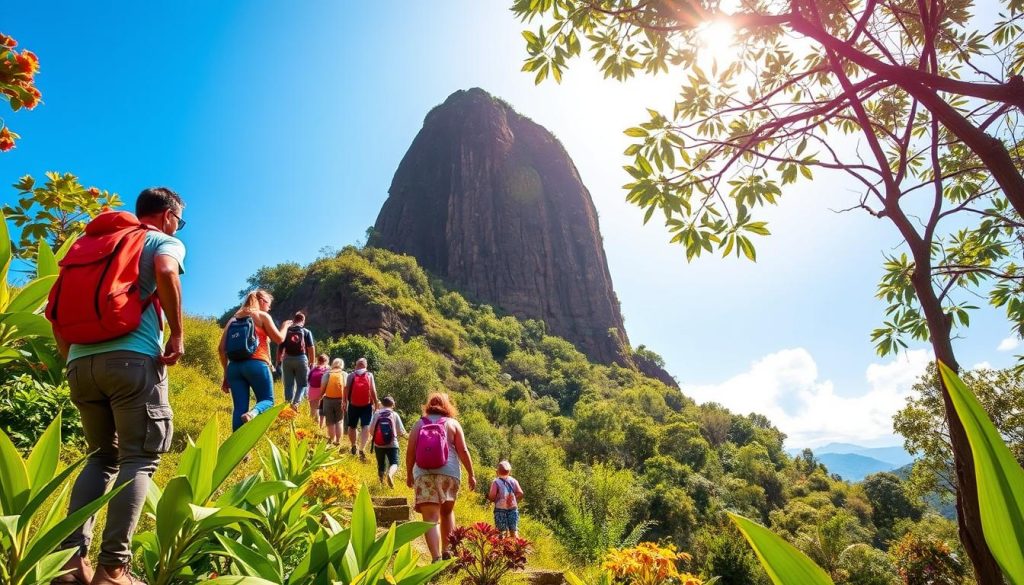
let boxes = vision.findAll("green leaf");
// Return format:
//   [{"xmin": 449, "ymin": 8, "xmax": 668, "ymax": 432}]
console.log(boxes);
[
  {"xmin": 0, "ymin": 427, "xmax": 31, "ymax": 514},
  {"xmin": 350, "ymin": 484, "xmax": 376, "ymax": 565},
  {"xmin": 198, "ymin": 578, "xmax": 279, "ymax": 585},
  {"xmin": 156, "ymin": 476, "xmax": 194, "ymax": 550},
  {"xmin": 938, "ymin": 362, "xmax": 1024, "ymax": 582},
  {"xmin": 0, "ymin": 312, "xmax": 54, "ymax": 342},
  {"xmin": 19, "ymin": 451, "xmax": 88, "ymax": 533},
  {"xmin": 53, "ymin": 236, "xmax": 75, "ymax": 263},
  {"xmin": 728, "ymin": 512, "xmax": 834, "ymax": 585},
  {"xmin": 23, "ymin": 548, "xmax": 77, "ymax": 585},
  {"xmin": 192, "ymin": 420, "xmax": 220, "ymax": 503},
  {"xmin": 26, "ymin": 413, "xmax": 61, "ymax": 498},
  {"xmin": 0, "ymin": 209, "xmax": 12, "ymax": 295},
  {"xmin": 6, "ymin": 275, "xmax": 57, "ymax": 314},
  {"xmin": 18, "ymin": 482, "xmax": 129, "ymax": 582},
  {"xmin": 394, "ymin": 559, "xmax": 453, "ymax": 585},
  {"xmin": 243, "ymin": 480, "xmax": 296, "ymax": 505},
  {"xmin": 624, "ymin": 127, "xmax": 649, "ymax": 138},
  {"xmin": 212, "ymin": 403, "xmax": 287, "ymax": 494},
  {"xmin": 36, "ymin": 240, "xmax": 58, "ymax": 278},
  {"xmin": 214, "ymin": 532, "xmax": 281, "ymax": 580}
]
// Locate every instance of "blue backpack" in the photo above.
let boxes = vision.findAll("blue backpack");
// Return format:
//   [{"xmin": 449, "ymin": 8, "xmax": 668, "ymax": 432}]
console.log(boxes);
[{"xmin": 226, "ymin": 316, "xmax": 258, "ymax": 361}]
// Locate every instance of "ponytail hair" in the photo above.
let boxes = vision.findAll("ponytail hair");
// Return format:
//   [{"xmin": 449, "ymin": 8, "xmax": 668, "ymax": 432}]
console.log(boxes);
[{"xmin": 235, "ymin": 289, "xmax": 272, "ymax": 319}]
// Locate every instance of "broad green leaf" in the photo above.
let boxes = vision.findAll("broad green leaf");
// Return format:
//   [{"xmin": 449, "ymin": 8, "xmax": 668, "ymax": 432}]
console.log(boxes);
[
  {"xmin": 350, "ymin": 484, "xmax": 376, "ymax": 565},
  {"xmin": 939, "ymin": 362, "xmax": 1024, "ymax": 582},
  {"xmin": 394, "ymin": 559, "xmax": 453, "ymax": 585},
  {"xmin": 198, "ymin": 578, "xmax": 279, "ymax": 585},
  {"xmin": 243, "ymin": 480, "xmax": 296, "ymax": 505},
  {"xmin": 0, "ymin": 427, "xmax": 31, "ymax": 513},
  {"xmin": 214, "ymin": 533, "xmax": 281, "ymax": 580},
  {"xmin": 212, "ymin": 403, "xmax": 287, "ymax": 493},
  {"xmin": 157, "ymin": 476, "xmax": 194, "ymax": 550},
  {"xmin": 194, "ymin": 505, "xmax": 263, "ymax": 533},
  {"xmin": 728, "ymin": 512, "xmax": 834, "ymax": 585},
  {"xmin": 53, "ymin": 236, "xmax": 75, "ymax": 263},
  {"xmin": 192, "ymin": 420, "xmax": 220, "ymax": 503},
  {"xmin": 0, "ymin": 312, "xmax": 54, "ymax": 342},
  {"xmin": 367, "ymin": 521, "xmax": 434, "ymax": 562},
  {"xmin": 36, "ymin": 240, "xmax": 58, "ymax": 278},
  {"xmin": 0, "ymin": 210, "xmax": 12, "ymax": 296},
  {"xmin": 18, "ymin": 483, "xmax": 128, "ymax": 581},
  {"xmin": 26, "ymin": 413, "xmax": 61, "ymax": 497},
  {"xmin": 392, "ymin": 543, "xmax": 418, "ymax": 581},
  {"xmin": 23, "ymin": 548, "xmax": 77, "ymax": 585},
  {"xmin": 7, "ymin": 275, "xmax": 57, "ymax": 314},
  {"xmin": 19, "ymin": 451, "xmax": 88, "ymax": 533}
]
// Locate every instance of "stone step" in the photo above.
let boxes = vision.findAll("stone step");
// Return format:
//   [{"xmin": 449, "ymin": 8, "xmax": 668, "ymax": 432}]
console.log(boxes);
[
  {"xmin": 523, "ymin": 570, "xmax": 565, "ymax": 585},
  {"xmin": 374, "ymin": 504, "xmax": 411, "ymax": 526},
  {"xmin": 373, "ymin": 496, "xmax": 408, "ymax": 507}
]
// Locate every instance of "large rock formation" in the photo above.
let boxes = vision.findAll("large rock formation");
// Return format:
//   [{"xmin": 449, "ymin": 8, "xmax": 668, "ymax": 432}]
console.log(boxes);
[{"xmin": 372, "ymin": 88, "xmax": 630, "ymax": 366}]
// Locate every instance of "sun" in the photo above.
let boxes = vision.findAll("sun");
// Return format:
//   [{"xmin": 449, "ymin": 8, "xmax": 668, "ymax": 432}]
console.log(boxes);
[{"xmin": 695, "ymin": 19, "xmax": 739, "ymax": 68}]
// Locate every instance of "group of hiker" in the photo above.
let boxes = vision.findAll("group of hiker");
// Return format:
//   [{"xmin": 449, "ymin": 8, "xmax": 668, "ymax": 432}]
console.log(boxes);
[{"xmin": 42, "ymin": 188, "xmax": 526, "ymax": 583}]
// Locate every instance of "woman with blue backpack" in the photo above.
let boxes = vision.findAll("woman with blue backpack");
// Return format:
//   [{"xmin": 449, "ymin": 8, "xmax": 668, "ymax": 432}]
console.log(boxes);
[
  {"xmin": 405, "ymin": 392, "xmax": 477, "ymax": 562},
  {"xmin": 218, "ymin": 289, "xmax": 293, "ymax": 430}
]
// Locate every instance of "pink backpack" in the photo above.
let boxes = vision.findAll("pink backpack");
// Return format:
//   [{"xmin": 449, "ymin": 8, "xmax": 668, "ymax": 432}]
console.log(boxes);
[{"xmin": 415, "ymin": 416, "xmax": 449, "ymax": 469}]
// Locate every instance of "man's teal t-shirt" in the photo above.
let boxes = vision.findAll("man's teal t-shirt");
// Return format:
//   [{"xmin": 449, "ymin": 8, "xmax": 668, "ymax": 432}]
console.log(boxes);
[{"xmin": 67, "ymin": 230, "xmax": 186, "ymax": 362}]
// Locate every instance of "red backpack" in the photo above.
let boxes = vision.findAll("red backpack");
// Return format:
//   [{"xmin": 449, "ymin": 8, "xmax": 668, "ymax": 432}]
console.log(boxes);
[
  {"xmin": 349, "ymin": 372, "xmax": 372, "ymax": 406},
  {"xmin": 46, "ymin": 211, "xmax": 159, "ymax": 344}
]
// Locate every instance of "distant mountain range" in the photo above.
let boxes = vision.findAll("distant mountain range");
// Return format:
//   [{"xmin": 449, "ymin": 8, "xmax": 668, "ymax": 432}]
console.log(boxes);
[{"xmin": 787, "ymin": 442, "xmax": 915, "ymax": 482}]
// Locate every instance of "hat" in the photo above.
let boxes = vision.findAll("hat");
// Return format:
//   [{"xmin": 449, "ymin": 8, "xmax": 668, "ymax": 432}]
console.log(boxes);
[{"xmin": 498, "ymin": 460, "xmax": 512, "ymax": 473}]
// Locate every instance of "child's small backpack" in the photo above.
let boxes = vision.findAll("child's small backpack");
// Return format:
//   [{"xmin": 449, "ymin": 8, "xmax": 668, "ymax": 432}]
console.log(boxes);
[
  {"xmin": 225, "ymin": 316, "xmax": 258, "ymax": 361},
  {"xmin": 414, "ymin": 416, "xmax": 449, "ymax": 469},
  {"xmin": 374, "ymin": 410, "xmax": 396, "ymax": 446}
]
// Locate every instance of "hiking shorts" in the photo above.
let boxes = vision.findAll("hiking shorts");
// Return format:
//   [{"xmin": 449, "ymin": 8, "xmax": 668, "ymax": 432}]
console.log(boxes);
[
  {"xmin": 322, "ymin": 397, "xmax": 344, "ymax": 426},
  {"xmin": 494, "ymin": 508, "xmax": 520, "ymax": 533},
  {"xmin": 346, "ymin": 404, "xmax": 373, "ymax": 428},
  {"xmin": 413, "ymin": 474, "xmax": 460, "ymax": 512}
]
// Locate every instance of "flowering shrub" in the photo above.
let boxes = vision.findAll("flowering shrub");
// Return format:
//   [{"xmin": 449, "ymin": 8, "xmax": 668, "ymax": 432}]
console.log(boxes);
[
  {"xmin": 602, "ymin": 543, "xmax": 702, "ymax": 585},
  {"xmin": 294, "ymin": 428, "xmax": 312, "ymax": 441},
  {"xmin": 889, "ymin": 532, "xmax": 967, "ymax": 585},
  {"xmin": 305, "ymin": 466, "xmax": 360, "ymax": 505},
  {"xmin": 449, "ymin": 522, "xmax": 530, "ymax": 585},
  {"xmin": 278, "ymin": 406, "xmax": 298, "ymax": 422},
  {"xmin": 0, "ymin": 32, "xmax": 41, "ymax": 152}
]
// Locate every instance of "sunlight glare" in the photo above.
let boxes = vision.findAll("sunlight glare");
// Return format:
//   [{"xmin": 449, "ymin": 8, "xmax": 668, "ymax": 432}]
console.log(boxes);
[{"xmin": 695, "ymin": 19, "xmax": 739, "ymax": 69}]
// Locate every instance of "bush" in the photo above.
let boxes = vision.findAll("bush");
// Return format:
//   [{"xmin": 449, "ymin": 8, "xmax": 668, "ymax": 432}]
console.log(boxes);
[
  {"xmin": 376, "ymin": 337, "xmax": 447, "ymax": 417},
  {"xmin": 322, "ymin": 334, "xmax": 386, "ymax": 370},
  {"xmin": 180, "ymin": 314, "xmax": 224, "ymax": 380},
  {"xmin": 0, "ymin": 374, "xmax": 82, "ymax": 450}
]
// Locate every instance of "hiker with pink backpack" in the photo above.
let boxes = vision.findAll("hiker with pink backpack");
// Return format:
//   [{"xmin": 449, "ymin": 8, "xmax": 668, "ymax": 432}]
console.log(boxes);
[{"xmin": 405, "ymin": 392, "xmax": 477, "ymax": 563}]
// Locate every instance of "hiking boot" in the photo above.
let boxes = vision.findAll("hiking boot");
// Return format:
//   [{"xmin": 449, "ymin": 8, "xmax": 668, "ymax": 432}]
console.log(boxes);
[
  {"xmin": 350, "ymin": 445, "xmax": 357, "ymax": 455},
  {"xmin": 359, "ymin": 450, "xmax": 367, "ymax": 462},
  {"xmin": 51, "ymin": 555, "xmax": 92, "ymax": 584},
  {"xmin": 92, "ymin": 564, "xmax": 146, "ymax": 585},
  {"xmin": 240, "ymin": 410, "xmax": 256, "ymax": 424},
  {"xmin": 385, "ymin": 470, "xmax": 395, "ymax": 488}
]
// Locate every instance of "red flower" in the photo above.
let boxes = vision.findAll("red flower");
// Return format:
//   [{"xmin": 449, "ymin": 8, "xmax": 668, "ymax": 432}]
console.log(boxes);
[
  {"xmin": 0, "ymin": 127, "xmax": 16, "ymax": 152},
  {"xmin": 15, "ymin": 51, "xmax": 39, "ymax": 75},
  {"xmin": 0, "ymin": 34, "xmax": 16, "ymax": 49}
]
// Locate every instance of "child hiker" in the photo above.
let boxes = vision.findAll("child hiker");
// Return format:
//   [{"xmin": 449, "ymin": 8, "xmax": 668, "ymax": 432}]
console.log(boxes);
[
  {"xmin": 487, "ymin": 460, "xmax": 524, "ymax": 537},
  {"xmin": 368, "ymin": 396, "xmax": 407, "ymax": 487}
]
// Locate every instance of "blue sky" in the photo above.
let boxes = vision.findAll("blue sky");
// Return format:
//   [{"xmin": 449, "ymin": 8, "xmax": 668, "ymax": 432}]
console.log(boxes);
[{"xmin": 2, "ymin": 1, "xmax": 1017, "ymax": 447}]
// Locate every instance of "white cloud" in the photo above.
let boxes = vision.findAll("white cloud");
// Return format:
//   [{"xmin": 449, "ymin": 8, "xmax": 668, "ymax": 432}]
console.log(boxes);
[
  {"xmin": 683, "ymin": 348, "xmax": 931, "ymax": 448},
  {"xmin": 972, "ymin": 361, "xmax": 993, "ymax": 371},
  {"xmin": 997, "ymin": 337, "xmax": 1020, "ymax": 352}
]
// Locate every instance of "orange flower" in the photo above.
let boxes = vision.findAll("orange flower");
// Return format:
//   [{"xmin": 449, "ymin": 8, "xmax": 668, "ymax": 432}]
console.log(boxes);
[
  {"xmin": 0, "ymin": 126, "xmax": 16, "ymax": 152},
  {"xmin": 15, "ymin": 51, "xmax": 38, "ymax": 75},
  {"xmin": 295, "ymin": 428, "xmax": 312, "ymax": 441},
  {"xmin": 305, "ymin": 466, "xmax": 359, "ymax": 504},
  {"xmin": 0, "ymin": 34, "xmax": 16, "ymax": 49},
  {"xmin": 278, "ymin": 407, "xmax": 298, "ymax": 421}
]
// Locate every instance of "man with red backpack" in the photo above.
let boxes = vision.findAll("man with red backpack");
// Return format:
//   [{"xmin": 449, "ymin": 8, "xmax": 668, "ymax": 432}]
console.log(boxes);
[
  {"xmin": 49, "ymin": 188, "xmax": 186, "ymax": 585},
  {"xmin": 344, "ymin": 356, "xmax": 379, "ymax": 461}
]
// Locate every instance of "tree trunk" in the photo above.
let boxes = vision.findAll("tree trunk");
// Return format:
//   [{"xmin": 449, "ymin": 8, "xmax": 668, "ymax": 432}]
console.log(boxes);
[{"xmin": 911, "ymin": 266, "xmax": 1006, "ymax": 584}]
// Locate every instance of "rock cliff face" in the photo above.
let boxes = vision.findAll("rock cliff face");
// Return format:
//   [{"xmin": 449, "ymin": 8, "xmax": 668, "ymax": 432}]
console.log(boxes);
[{"xmin": 372, "ymin": 88, "xmax": 630, "ymax": 365}]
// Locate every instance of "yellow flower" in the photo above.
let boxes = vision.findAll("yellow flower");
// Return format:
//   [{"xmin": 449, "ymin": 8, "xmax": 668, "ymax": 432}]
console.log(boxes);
[{"xmin": 602, "ymin": 543, "xmax": 698, "ymax": 585}]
